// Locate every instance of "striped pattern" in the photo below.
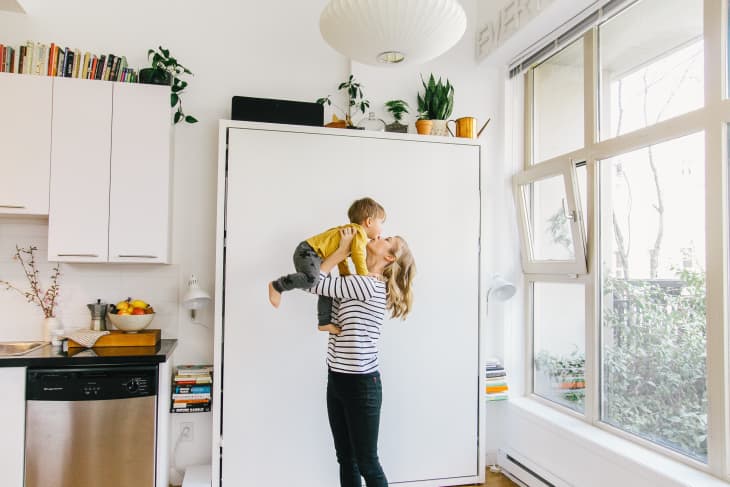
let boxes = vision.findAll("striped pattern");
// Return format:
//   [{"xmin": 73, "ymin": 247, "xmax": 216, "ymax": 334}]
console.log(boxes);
[{"xmin": 312, "ymin": 271, "xmax": 386, "ymax": 374}]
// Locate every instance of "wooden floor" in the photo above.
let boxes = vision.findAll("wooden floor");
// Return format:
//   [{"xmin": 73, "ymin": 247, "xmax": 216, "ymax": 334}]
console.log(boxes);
[{"xmin": 171, "ymin": 468, "xmax": 519, "ymax": 487}]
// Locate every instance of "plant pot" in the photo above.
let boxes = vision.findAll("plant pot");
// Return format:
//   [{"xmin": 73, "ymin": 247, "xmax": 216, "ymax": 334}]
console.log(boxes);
[
  {"xmin": 139, "ymin": 68, "xmax": 172, "ymax": 86},
  {"xmin": 415, "ymin": 119, "xmax": 433, "ymax": 135},
  {"xmin": 386, "ymin": 121, "xmax": 408, "ymax": 134},
  {"xmin": 430, "ymin": 119, "xmax": 450, "ymax": 137}
]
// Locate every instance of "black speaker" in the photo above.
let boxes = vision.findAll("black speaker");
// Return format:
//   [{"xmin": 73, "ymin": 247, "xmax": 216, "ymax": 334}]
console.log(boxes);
[{"xmin": 231, "ymin": 96, "xmax": 323, "ymax": 127}]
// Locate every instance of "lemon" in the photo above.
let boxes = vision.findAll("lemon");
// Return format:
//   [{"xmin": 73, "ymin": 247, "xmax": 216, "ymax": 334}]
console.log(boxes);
[{"xmin": 131, "ymin": 299, "xmax": 148, "ymax": 309}]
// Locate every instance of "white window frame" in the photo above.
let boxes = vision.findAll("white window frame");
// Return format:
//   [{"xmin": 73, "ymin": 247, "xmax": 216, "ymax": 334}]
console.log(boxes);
[
  {"xmin": 512, "ymin": 157, "xmax": 588, "ymax": 275},
  {"xmin": 512, "ymin": 0, "xmax": 730, "ymax": 478}
]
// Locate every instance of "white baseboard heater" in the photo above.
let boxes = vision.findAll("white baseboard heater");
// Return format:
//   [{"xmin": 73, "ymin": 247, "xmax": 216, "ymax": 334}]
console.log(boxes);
[{"xmin": 497, "ymin": 449, "xmax": 571, "ymax": 487}]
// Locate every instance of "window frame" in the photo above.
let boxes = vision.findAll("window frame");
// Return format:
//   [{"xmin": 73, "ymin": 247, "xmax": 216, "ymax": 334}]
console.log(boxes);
[{"xmin": 512, "ymin": 0, "xmax": 730, "ymax": 477}]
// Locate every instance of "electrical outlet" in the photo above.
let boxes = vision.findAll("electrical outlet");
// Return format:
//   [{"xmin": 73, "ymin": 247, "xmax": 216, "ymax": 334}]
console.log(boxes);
[{"xmin": 181, "ymin": 422, "xmax": 194, "ymax": 442}]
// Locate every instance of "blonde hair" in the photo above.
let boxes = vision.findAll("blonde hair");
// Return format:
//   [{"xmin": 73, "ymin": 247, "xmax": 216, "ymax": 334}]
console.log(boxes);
[
  {"xmin": 348, "ymin": 197, "xmax": 386, "ymax": 224},
  {"xmin": 383, "ymin": 236, "xmax": 415, "ymax": 320}
]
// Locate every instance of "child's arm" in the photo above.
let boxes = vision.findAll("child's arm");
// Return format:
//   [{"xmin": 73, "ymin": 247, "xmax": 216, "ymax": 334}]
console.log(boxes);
[
  {"xmin": 337, "ymin": 261, "xmax": 351, "ymax": 276},
  {"xmin": 349, "ymin": 232, "xmax": 369, "ymax": 276}
]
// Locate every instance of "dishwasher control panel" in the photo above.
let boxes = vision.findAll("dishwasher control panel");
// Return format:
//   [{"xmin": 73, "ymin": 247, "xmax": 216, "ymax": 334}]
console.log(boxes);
[{"xmin": 26, "ymin": 365, "xmax": 158, "ymax": 401}]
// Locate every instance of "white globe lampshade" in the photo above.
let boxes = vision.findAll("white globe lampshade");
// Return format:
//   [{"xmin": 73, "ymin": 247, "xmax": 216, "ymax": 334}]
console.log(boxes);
[{"xmin": 320, "ymin": 0, "xmax": 467, "ymax": 66}]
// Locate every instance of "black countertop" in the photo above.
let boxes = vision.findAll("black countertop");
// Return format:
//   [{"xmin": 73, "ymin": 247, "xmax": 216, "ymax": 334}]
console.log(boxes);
[{"xmin": 0, "ymin": 339, "xmax": 177, "ymax": 367}]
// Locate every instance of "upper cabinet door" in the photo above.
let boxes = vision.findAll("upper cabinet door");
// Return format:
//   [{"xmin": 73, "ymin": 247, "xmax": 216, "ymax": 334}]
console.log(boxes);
[
  {"xmin": 48, "ymin": 78, "xmax": 112, "ymax": 262},
  {"xmin": 108, "ymin": 83, "xmax": 171, "ymax": 263},
  {"xmin": 0, "ymin": 73, "xmax": 52, "ymax": 216}
]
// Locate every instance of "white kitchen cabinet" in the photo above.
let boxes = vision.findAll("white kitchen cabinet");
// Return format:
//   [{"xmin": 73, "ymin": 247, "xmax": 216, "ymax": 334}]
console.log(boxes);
[
  {"xmin": 0, "ymin": 73, "xmax": 53, "ymax": 216},
  {"xmin": 0, "ymin": 367, "xmax": 26, "ymax": 487},
  {"xmin": 48, "ymin": 77, "xmax": 112, "ymax": 262},
  {"xmin": 47, "ymin": 77, "xmax": 171, "ymax": 263},
  {"xmin": 212, "ymin": 121, "xmax": 484, "ymax": 486}
]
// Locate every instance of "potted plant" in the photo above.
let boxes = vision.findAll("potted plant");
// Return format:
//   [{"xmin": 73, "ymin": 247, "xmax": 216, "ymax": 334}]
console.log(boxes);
[
  {"xmin": 415, "ymin": 109, "xmax": 433, "ymax": 136},
  {"xmin": 384, "ymin": 99, "xmax": 410, "ymax": 133},
  {"xmin": 317, "ymin": 74, "xmax": 370, "ymax": 129},
  {"xmin": 416, "ymin": 73, "xmax": 454, "ymax": 136},
  {"xmin": 140, "ymin": 46, "xmax": 198, "ymax": 124}
]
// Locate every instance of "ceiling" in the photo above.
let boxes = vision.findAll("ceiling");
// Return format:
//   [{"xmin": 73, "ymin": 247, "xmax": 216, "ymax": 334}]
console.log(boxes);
[{"xmin": 0, "ymin": 0, "xmax": 24, "ymax": 13}]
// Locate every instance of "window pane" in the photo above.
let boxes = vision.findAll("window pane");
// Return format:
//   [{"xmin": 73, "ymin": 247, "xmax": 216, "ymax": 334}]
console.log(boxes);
[
  {"xmin": 533, "ymin": 281, "xmax": 585, "ymax": 413},
  {"xmin": 599, "ymin": 0, "xmax": 703, "ymax": 140},
  {"xmin": 522, "ymin": 175, "xmax": 575, "ymax": 261},
  {"xmin": 533, "ymin": 39, "xmax": 584, "ymax": 162},
  {"xmin": 600, "ymin": 133, "xmax": 707, "ymax": 462}
]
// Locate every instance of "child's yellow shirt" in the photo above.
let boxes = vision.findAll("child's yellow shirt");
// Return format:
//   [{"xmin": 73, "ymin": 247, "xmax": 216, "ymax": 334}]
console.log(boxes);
[{"xmin": 306, "ymin": 223, "xmax": 368, "ymax": 276}]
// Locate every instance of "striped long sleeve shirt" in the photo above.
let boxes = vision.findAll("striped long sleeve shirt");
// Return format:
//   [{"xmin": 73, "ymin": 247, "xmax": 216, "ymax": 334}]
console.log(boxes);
[{"xmin": 311, "ymin": 271, "xmax": 387, "ymax": 374}]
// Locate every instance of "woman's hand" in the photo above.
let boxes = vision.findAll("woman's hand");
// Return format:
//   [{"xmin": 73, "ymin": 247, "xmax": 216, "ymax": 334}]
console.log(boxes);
[{"xmin": 320, "ymin": 227, "xmax": 355, "ymax": 273}]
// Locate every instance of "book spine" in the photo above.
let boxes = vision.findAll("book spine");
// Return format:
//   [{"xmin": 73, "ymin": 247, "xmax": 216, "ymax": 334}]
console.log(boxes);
[
  {"xmin": 17, "ymin": 46, "xmax": 25, "ymax": 75},
  {"xmin": 170, "ymin": 406, "xmax": 211, "ymax": 413},
  {"xmin": 72, "ymin": 48, "xmax": 81, "ymax": 78},
  {"xmin": 174, "ymin": 385, "xmax": 212, "ymax": 394},
  {"xmin": 172, "ymin": 393, "xmax": 212, "ymax": 400},
  {"xmin": 25, "ymin": 41, "xmax": 34, "ymax": 75},
  {"xmin": 96, "ymin": 54, "xmax": 106, "ymax": 80},
  {"xmin": 47, "ymin": 43, "xmax": 55, "ymax": 75},
  {"xmin": 64, "ymin": 49, "xmax": 74, "ymax": 78},
  {"xmin": 81, "ymin": 52, "xmax": 90, "ymax": 79}
]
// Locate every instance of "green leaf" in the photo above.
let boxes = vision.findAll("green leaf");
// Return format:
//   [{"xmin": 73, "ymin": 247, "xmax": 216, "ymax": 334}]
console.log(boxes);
[
  {"xmin": 174, "ymin": 111, "xmax": 182, "ymax": 124},
  {"xmin": 185, "ymin": 115, "xmax": 198, "ymax": 123},
  {"xmin": 171, "ymin": 93, "xmax": 179, "ymax": 107},
  {"xmin": 159, "ymin": 46, "xmax": 169, "ymax": 58}
]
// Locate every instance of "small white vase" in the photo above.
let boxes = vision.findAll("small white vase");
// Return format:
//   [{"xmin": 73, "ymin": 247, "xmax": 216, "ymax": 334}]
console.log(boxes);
[
  {"xmin": 42, "ymin": 317, "xmax": 62, "ymax": 342},
  {"xmin": 430, "ymin": 119, "xmax": 450, "ymax": 137}
]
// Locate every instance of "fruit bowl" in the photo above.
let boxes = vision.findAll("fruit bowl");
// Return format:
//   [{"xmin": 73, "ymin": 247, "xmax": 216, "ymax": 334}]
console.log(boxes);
[{"xmin": 107, "ymin": 312, "xmax": 155, "ymax": 333}]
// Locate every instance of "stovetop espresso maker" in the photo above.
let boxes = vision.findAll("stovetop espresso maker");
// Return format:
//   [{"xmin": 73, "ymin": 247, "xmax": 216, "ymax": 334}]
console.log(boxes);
[{"xmin": 87, "ymin": 299, "xmax": 109, "ymax": 331}]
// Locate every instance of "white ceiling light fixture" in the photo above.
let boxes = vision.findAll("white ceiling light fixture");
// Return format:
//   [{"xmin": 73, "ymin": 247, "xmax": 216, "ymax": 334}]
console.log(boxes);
[{"xmin": 319, "ymin": 0, "xmax": 467, "ymax": 66}]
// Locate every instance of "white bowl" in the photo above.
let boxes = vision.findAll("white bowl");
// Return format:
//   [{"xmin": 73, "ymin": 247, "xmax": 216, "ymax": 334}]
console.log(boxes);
[{"xmin": 107, "ymin": 312, "xmax": 155, "ymax": 333}]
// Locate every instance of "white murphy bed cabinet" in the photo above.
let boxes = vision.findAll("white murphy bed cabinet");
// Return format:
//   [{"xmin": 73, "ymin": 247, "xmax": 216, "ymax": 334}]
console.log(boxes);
[
  {"xmin": 47, "ymin": 77, "xmax": 172, "ymax": 263},
  {"xmin": 212, "ymin": 121, "xmax": 485, "ymax": 486},
  {"xmin": 0, "ymin": 367, "xmax": 25, "ymax": 487},
  {"xmin": 0, "ymin": 74, "xmax": 52, "ymax": 216}
]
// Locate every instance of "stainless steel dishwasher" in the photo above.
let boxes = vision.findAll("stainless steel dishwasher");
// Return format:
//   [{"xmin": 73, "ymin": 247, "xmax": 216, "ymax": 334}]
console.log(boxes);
[{"xmin": 25, "ymin": 365, "xmax": 158, "ymax": 487}]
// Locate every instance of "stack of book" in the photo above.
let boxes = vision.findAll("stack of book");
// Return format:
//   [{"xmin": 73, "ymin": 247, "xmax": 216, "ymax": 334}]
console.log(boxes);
[
  {"xmin": 0, "ymin": 40, "xmax": 138, "ymax": 82},
  {"xmin": 485, "ymin": 357, "xmax": 508, "ymax": 401},
  {"xmin": 171, "ymin": 364, "xmax": 213, "ymax": 413}
]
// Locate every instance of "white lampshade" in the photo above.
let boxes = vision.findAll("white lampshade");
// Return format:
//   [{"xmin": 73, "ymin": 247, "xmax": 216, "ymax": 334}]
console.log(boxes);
[
  {"xmin": 182, "ymin": 274, "xmax": 211, "ymax": 319},
  {"xmin": 319, "ymin": 0, "xmax": 467, "ymax": 66},
  {"xmin": 487, "ymin": 275, "xmax": 516, "ymax": 302}
]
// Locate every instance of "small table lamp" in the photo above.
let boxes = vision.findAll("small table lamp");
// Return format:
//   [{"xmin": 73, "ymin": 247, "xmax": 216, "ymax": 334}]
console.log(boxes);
[{"xmin": 182, "ymin": 274, "xmax": 211, "ymax": 320}]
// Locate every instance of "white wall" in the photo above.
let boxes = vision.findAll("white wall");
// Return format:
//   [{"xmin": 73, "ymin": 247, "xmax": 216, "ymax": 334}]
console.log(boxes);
[{"xmin": 0, "ymin": 0, "xmax": 505, "ymax": 481}]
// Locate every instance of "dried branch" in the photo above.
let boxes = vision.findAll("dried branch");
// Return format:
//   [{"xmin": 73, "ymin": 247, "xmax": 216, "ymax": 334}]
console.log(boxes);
[{"xmin": 0, "ymin": 245, "xmax": 61, "ymax": 318}]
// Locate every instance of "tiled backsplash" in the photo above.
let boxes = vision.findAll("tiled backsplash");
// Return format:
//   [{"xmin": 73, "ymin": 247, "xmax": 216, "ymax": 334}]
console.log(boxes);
[{"xmin": 0, "ymin": 219, "xmax": 180, "ymax": 341}]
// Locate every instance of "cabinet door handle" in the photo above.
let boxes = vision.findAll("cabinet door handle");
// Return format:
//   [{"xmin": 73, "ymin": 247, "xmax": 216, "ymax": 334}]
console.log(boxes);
[
  {"xmin": 0, "ymin": 204, "xmax": 26, "ymax": 209},
  {"xmin": 117, "ymin": 254, "xmax": 159, "ymax": 259},
  {"xmin": 57, "ymin": 253, "xmax": 100, "ymax": 257}
]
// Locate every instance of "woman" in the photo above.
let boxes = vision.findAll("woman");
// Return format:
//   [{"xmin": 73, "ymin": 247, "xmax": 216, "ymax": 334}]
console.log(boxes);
[{"xmin": 311, "ymin": 228, "xmax": 416, "ymax": 487}]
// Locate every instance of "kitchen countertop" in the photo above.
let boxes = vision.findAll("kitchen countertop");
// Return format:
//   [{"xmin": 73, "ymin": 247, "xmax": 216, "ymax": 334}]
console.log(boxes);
[{"xmin": 0, "ymin": 339, "xmax": 177, "ymax": 367}]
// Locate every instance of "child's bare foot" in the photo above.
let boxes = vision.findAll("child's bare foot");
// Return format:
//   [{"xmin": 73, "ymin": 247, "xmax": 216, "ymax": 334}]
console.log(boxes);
[
  {"xmin": 318, "ymin": 324, "xmax": 341, "ymax": 335},
  {"xmin": 268, "ymin": 282, "xmax": 281, "ymax": 308}
]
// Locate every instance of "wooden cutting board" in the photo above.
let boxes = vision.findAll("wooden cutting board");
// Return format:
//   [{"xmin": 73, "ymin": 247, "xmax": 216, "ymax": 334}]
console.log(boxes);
[{"xmin": 67, "ymin": 329, "xmax": 161, "ymax": 348}]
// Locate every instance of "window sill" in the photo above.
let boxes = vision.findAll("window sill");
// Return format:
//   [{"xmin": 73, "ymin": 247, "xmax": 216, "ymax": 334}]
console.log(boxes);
[{"xmin": 507, "ymin": 397, "xmax": 727, "ymax": 486}]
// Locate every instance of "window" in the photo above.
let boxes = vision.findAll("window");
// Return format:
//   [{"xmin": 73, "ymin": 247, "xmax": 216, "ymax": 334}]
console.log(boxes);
[
  {"xmin": 599, "ymin": 0, "xmax": 704, "ymax": 140},
  {"xmin": 600, "ymin": 133, "xmax": 707, "ymax": 462},
  {"xmin": 533, "ymin": 281, "xmax": 586, "ymax": 412},
  {"xmin": 533, "ymin": 39, "xmax": 584, "ymax": 161},
  {"xmin": 513, "ymin": 0, "xmax": 724, "ymax": 473}
]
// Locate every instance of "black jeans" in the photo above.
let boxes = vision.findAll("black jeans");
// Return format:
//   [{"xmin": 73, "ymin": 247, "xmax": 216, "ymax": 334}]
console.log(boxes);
[
  {"xmin": 271, "ymin": 241, "xmax": 333, "ymax": 325},
  {"xmin": 327, "ymin": 370, "xmax": 388, "ymax": 487}
]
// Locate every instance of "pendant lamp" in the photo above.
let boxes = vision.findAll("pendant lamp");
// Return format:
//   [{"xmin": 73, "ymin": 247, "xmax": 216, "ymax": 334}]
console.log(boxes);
[{"xmin": 319, "ymin": 0, "xmax": 467, "ymax": 66}]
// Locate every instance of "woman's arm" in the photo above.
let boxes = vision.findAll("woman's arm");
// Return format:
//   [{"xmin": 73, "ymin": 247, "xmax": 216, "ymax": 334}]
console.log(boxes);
[{"xmin": 320, "ymin": 227, "xmax": 355, "ymax": 273}]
